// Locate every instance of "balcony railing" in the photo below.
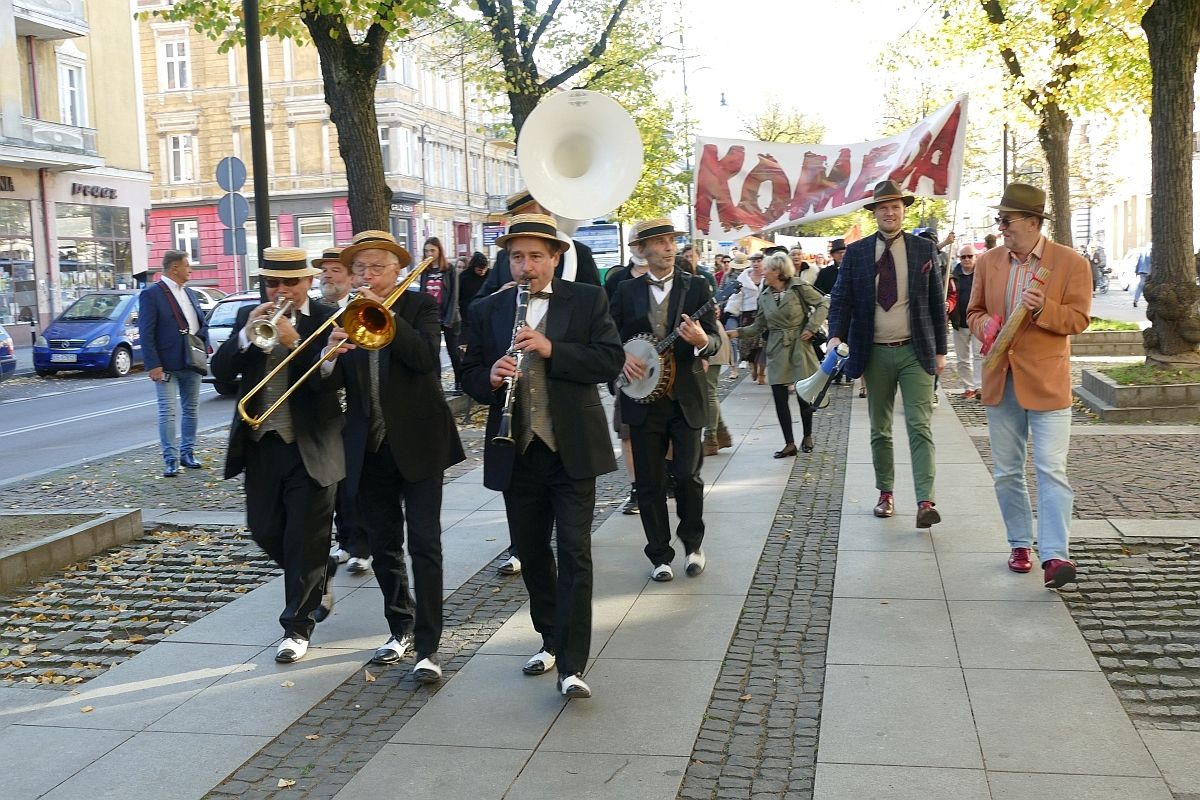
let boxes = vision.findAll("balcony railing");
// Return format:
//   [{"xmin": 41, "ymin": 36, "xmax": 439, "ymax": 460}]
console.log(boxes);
[
  {"xmin": 15, "ymin": 116, "xmax": 98, "ymax": 156},
  {"xmin": 12, "ymin": 0, "xmax": 88, "ymax": 39}
]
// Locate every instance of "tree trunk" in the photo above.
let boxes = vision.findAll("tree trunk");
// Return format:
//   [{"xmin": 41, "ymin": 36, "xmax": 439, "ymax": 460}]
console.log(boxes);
[
  {"xmin": 1142, "ymin": 0, "xmax": 1200, "ymax": 365},
  {"xmin": 307, "ymin": 26, "xmax": 392, "ymax": 233},
  {"xmin": 509, "ymin": 87, "xmax": 545, "ymax": 139},
  {"xmin": 1037, "ymin": 102, "xmax": 1073, "ymax": 245}
]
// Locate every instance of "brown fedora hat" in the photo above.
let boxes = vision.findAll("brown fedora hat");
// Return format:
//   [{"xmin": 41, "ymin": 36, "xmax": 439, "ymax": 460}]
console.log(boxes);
[
  {"xmin": 993, "ymin": 183, "xmax": 1053, "ymax": 222},
  {"xmin": 863, "ymin": 179, "xmax": 915, "ymax": 210}
]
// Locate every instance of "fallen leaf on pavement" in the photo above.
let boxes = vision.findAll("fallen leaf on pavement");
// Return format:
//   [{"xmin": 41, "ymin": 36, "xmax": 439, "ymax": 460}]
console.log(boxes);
[
  {"xmin": 364, "ymin": 669, "xmax": 376, "ymax": 683},
  {"xmin": 280, "ymin": 680, "xmax": 294, "ymax": 688},
  {"xmin": 17, "ymin": 644, "xmax": 35, "ymax": 656},
  {"xmin": 80, "ymin": 706, "xmax": 94, "ymax": 713},
  {"xmin": 738, "ymin": 694, "xmax": 752, "ymax": 702},
  {"xmin": 277, "ymin": 778, "xmax": 296, "ymax": 788},
  {"xmin": 305, "ymin": 734, "xmax": 320, "ymax": 740}
]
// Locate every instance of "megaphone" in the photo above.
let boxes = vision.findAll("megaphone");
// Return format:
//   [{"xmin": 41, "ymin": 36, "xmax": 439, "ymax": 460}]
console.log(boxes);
[{"xmin": 794, "ymin": 343, "xmax": 850, "ymax": 408}]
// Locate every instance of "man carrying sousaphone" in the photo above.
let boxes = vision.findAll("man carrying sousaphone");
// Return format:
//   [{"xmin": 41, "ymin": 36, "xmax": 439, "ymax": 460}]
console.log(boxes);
[
  {"xmin": 610, "ymin": 218, "xmax": 722, "ymax": 582},
  {"xmin": 461, "ymin": 214, "xmax": 624, "ymax": 699},
  {"xmin": 211, "ymin": 248, "xmax": 344, "ymax": 664}
]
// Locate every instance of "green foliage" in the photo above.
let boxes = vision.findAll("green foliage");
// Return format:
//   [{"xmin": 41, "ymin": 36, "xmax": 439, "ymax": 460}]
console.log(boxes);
[
  {"xmin": 741, "ymin": 101, "xmax": 825, "ymax": 144},
  {"xmin": 1100, "ymin": 363, "xmax": 1200, "ymax": 385},
  {"xmin": 1086, "ymin": 317, "xmax": 1141, "ymax": 331}
]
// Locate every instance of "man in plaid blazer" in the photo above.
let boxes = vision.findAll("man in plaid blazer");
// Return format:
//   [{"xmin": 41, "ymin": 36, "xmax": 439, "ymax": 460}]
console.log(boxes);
[{"xmin": 827, "ymin": 180, "xmax": 947, "ymax": 528}]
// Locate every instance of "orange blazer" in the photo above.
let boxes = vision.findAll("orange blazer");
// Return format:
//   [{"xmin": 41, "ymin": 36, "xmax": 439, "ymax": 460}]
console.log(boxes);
[{"xmin": 966, "ymin": 239, "xmax": 1092, "ymax": 410}]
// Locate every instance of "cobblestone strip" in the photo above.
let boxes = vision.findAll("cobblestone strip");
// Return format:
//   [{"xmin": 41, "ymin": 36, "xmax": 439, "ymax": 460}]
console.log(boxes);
[
  {"xmin": 677, "ymin": 388, "xmax": 851, "ymax": 800},
  {"xmin": 1062, "ymin": 539, "xmax": 1200, "ymax": 733}
]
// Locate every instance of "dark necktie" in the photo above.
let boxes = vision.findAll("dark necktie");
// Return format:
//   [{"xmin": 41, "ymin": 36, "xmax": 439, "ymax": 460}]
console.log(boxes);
[{"xmin": 876, "ymin": 232, "xmax": 902, "ymax": 311}]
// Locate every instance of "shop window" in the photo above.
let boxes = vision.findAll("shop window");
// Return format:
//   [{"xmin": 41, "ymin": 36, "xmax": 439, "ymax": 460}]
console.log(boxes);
[
  {"xmin": 56, "ymin": 204, "xmax": 133, "ymax": 299},
  {"xmin": 0, "ymin": 199, "xmax": 35, "ymax": 325},
  {"xmin": 173, "ymin": 219, "xmax": 201, "ymax": 261}
]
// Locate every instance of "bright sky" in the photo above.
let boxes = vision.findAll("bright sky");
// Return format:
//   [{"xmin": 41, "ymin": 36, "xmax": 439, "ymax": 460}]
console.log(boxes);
[{"xmin": 656, "ymin": 0, "xmax": 938, "ymax": 143}]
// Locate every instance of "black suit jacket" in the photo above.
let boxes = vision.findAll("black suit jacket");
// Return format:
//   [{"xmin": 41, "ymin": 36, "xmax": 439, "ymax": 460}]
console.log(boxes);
[
  {"xmin": 610, "ymin": 270, "xmax": 721, "ymax": 429},
  {"xmin": 339, "ymin": 291, "xmax": 465, "ymax": 489},
  {"xmin": 461, "ymin": 278, "xmax": 624, "ymax": 492},
  {"xmin": 211, "ymin": 302, "xmax": 346, "ymax": 488},
  {"xmin": 470, "ymin": 240, "xmax": 601, "ymax": 311}
]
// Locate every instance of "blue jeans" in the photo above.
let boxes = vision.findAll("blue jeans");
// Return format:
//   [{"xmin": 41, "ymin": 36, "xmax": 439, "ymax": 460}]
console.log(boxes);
[
  {"xmin": 985, "ymin": 375, "xmax": 1074, "ymax": 562},
  {"xmin": 1133, "ymin": 273, "xmax": 1148, "ymax": 304},
  {"xmin": 155, "ymin": 369, "xmax": 202, "ymax": 463}
]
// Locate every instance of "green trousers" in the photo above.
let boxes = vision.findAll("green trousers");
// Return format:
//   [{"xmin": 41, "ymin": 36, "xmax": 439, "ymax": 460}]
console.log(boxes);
[
  {"xmin": 705, "ymin": 364, "xmax": 723, "ymax": 432},
  {"xmin": 863, "ymin": 342, "xmax": 936, "ymax": 502}
]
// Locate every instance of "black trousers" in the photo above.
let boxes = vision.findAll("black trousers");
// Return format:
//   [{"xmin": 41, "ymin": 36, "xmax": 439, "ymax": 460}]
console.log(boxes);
[
  {"xmin": 357, "ymin": 440, "xmax": 444, "ymax": 659},
  {"xmin": 630, "ymin": 397, "xmax": 705, "ymax": 566},
  {"xmin": 244, "ymin": 433, "xmax": 335, "ymax": 641},
  {"xmin": 333, "ymin": 478, "xmax": 367, "ymax": 558},
  {"xmin": 503, "ymin": 439, "xmax": 594, "ymax": 677},
  {"xmin": 443, "ymin": 326, "xmax": 463, "ymax": 386},
  {"xmin": 771, "ymin": 383, "xmax": 814, "ymax": 443}
]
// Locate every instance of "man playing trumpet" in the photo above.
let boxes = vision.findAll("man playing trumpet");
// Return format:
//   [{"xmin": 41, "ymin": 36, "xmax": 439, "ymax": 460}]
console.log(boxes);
[
  {"xmin": 967, "ymin": 184, "xmax": 1091, "ymax": 588},
  {"xmin": 211, "ymin": 248, "xmax": 344, "ymax": 664},
  {"xmin": 461, "ymin": 214, "xmax": 624, "ymax": 699}
]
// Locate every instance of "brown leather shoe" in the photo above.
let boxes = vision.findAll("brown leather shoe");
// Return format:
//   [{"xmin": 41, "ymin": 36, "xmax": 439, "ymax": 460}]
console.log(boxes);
[
  {"xmin": 703, "ymin": 432, "xmax": 719, "ymax": 457},
  {"xmin": 915, "ymin": 500, "xmax": 940, "ymax": 528},
  {"xmin": 1043, "ymin": 559, "xmax": 1077, "ymax": 589},
  {"xmin": 1007, "ymin": 547, "xmax": 1033, "ymax": 573},
  {"xmin": 873, "ymin": 491, "xmax": 895, "ymax": 518},
  {"xmin": 716, "ymin": 423, "xmax": 733, "ymax": 449}
]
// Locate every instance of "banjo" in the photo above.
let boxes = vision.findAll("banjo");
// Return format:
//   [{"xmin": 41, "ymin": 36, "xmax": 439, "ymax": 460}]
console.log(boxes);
[{"xmin": 617, "ymin": 277, "xmax": 741, "ymax": 403}]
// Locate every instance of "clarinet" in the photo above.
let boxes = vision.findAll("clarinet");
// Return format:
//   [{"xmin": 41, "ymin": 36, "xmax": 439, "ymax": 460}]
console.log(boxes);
[{"xmin": 492, "ymin": 279, "xmax": 531, "ymax": 446}]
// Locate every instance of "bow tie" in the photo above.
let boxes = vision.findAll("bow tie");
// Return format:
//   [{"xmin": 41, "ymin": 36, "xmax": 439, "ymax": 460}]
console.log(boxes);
[
  {"xmin": 531, "ymin": 290, "xmax": 551, "ymax": 299},
  {"xmin": 647, "ymin": 276, "xmax": 671, "ymax": 289}
]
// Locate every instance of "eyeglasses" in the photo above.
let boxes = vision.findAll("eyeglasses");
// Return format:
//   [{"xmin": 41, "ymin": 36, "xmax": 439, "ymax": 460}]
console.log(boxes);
[
  {"xmin": 263, "ymin": 277, "xmax": 301, "ymax": 287},
  {"xmin": 959, "ymin": 254, "xmax": 975, "ymax": 259},
  {"xmin": 994, "ymin": 215, "xmax": 1031, "ymax": 228},
  {"xmin": 352, "ymin": 263, "xmax": 392, "ymax": 275}
]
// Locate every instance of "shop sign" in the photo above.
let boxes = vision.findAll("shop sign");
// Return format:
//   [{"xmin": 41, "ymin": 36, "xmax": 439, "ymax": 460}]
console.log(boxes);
[
  {"xmin": 482, "ymin": 223, "xmax": 505, "ymax": 247},
  {"xmin": 71, "ymin": 182, "xmax": 118, "ymax": 199},
  {"xmin": 391, "ymin": 203, "xmax": 415, "ymax": 215},
  {"xmin": 0, "ymin": 176, "xmax": 14, "ymax": 192}
]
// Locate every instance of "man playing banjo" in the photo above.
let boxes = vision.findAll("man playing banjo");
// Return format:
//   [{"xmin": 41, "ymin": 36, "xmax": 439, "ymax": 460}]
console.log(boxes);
[{"xmin": 610, "ymin": 219, "xmax": 722, "ymax": 581}]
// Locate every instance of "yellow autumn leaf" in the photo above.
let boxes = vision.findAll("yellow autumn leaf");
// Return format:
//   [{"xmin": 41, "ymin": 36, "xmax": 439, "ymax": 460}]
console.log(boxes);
[
  {"xmin": 364, "ymin": 669, "xmax": 376, "ymax": 683},
  {"xmin": 80, "ymin": 706, "xmax": 94, "ymax": 713},
  {"xmin": 277, "ymin": 778, "xmax": 296, "ymax": 788}
]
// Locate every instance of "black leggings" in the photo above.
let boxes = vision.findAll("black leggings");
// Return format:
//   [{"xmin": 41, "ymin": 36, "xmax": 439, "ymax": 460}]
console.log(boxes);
[{"xmin": 771, "ymin": 383, "xmax": 813, "ymax": 444}]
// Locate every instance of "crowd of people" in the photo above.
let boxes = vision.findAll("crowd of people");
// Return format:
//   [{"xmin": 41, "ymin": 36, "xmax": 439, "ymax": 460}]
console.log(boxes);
[{"xmin": 139, "ymin": 178, "xmax": 1092, "ymax": 701}]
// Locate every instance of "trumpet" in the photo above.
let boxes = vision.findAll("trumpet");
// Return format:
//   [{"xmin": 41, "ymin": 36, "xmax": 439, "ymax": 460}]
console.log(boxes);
[
  {"xmin": 237, "ymin": 257, "xmax": 434, "ymax": 429},
  {"xmin": 492, "ymin": 279, "xmax": 531, "ymax": 446},
  {"xmin": 248, "ymin": 299, "xmax": 294, "ymax": 350}
]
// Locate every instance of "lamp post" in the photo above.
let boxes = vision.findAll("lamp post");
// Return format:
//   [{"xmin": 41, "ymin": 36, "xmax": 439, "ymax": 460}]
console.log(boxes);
[
  {"xmin": 243, "ymin": 0, "xmax": 271, "ymax": 302},
  {"xmin": 679, "ymin": 42, "xmax": 711, "ymax": 240}
]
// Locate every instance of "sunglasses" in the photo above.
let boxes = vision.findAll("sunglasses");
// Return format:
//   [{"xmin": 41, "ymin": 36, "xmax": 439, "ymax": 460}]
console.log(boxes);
[
  {"xmin": 263, "ymin": 277, "xmax": 301, "ymax": 287},
  {"xmin": 960, "ymin": 254, "xmax": 975, "ymax": 259},
  {"xmin": 995, "ymin": 215, "xmax": 1031, "ymax": 227}
]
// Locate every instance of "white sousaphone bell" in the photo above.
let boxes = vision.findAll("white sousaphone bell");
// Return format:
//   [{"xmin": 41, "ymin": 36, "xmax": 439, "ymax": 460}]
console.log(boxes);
[{"xmin": 517, "ymin": 90, "xmax": 645, "ymax": 280}]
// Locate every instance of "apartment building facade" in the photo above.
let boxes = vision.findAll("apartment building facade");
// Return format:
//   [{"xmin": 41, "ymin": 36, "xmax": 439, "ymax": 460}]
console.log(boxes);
[
  {"xmin": 0, "ymin": 0, "xmax": 150, "ymax": 331},
  {"xmin": 137, "ymin": 4, "xmax": 522, "ymax": 294}
]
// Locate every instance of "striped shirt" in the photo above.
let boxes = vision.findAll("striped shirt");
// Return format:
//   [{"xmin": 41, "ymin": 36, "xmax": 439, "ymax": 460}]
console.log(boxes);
[{"xmin": 1004, "ymin": 236, "xmax": 1047, "ymax": 318}]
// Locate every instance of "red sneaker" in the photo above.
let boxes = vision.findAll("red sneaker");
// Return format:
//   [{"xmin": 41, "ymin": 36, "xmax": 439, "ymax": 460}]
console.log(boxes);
[
  {"xmin": 1007, "ymin": 547, "xmax": 1033, "ymax": 573},
  {"xmin": 1042, "ymin": 559, "xmax": 1077, "ymax": 588}
]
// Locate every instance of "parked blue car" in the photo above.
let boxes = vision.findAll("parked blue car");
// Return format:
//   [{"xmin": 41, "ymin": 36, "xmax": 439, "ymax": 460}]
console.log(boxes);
[
  {"xmin": 33, "ymin": 291, "xmax": 143, "ymax": 377},
  {"xmin": 0, "ymin": 323, "xmax": 16, "ymax": 381}
]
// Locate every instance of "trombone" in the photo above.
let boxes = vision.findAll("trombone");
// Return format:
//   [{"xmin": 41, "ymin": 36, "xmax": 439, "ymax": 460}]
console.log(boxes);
[{"xmin": 237, "ymin": 256, "xmax": 434, "ymax": 429}]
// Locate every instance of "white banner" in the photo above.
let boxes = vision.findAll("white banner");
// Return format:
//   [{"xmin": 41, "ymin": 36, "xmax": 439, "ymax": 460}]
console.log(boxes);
[{"xmin": 693, "ymin": 95, "xmax": 968, "ymax": 238}]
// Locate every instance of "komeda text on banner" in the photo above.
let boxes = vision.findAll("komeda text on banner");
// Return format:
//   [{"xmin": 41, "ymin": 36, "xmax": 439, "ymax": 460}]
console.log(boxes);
[{"xmin": 694, "ymin": 95, "xmax": 969, "ymax": 237}]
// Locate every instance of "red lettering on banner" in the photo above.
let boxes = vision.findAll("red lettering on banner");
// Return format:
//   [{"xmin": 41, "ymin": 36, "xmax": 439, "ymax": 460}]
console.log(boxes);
[
  {"xmin": 738, "ymin": 154, "xmax": 791, "ymax": 231},
  {"xmin": 695, "ymin": 143, "xmax": 747, "ymax": 235},
  {"xmin": 893, "ymin": 103, "xmax": 961, "ymax": 194},
  {"xmin": 787, "ymin": 148, "xmax": 853, "ymax": 220},
  {"xmin": 845, "ymin": 144, "xmax": 900, "ymax": 203}
]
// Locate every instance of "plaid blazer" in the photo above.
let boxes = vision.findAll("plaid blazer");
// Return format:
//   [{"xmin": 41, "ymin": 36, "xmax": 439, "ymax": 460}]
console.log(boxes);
[{"xmin": 826, "ymin": 231, "xmax": 947, "ymax": 378}]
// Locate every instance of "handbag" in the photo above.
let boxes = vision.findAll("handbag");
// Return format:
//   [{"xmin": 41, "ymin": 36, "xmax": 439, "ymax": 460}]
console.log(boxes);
[{"xmin": 161, "ymin": 283, "xmax": 209, "ymax": 375}]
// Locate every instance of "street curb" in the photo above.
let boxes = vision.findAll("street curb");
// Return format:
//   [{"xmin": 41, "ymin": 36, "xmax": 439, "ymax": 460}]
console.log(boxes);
[{"xmin": 0, "ymin": 508, "xmax": 142, "ymax": 593}]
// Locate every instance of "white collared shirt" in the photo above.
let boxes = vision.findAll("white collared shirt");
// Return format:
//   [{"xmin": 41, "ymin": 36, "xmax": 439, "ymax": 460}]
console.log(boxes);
[
  {"xmin": 239, "ymin": 298, "xmax": 310, "ymax": 351},
  {"xmin": 525, "ymin": 281, "xmax": 552, "ymax": 329},
  {"xmin": 161, "ymin": 275, "xmax": 199, "ymax": 335},
  {"xmin": 649, "ymin": 276, "xmax": 673, "ymax": 306}
]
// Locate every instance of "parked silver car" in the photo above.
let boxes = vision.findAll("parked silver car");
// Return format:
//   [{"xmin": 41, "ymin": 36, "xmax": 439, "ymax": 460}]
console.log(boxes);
[{"xmin": 204, "ymin": 291, "xmax": 261, "ymax": 395}]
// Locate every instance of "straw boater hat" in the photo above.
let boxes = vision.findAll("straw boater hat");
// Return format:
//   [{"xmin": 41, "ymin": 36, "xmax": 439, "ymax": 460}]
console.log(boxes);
[
  {"xmin": 505, "ymin": 189, "xmax": 539, "ymax": 214},
  {"xmin": 992, "ymin": 182, "xmax": 1054, "ymax": 222},
  {"xmin": 337, "ymin": 230, "xmax": 413, "ymax": 269},
  {"xmin": 863, "ymin": 179, "xmax": 916, "ymax": 210},
  {"xmin": 495, "ymin": 214, "xmax": 569, "ymax": 252},
  {"xmin": 260, "ymin": 247, "xmax": 322, "ymax": 278},
  {"xmin": 628, "ymin": 218, "xmax": 687, "ymax": 246},
  {"xmin": 311, "ymin": 246, "xmax": 343, "ymax": 268}
]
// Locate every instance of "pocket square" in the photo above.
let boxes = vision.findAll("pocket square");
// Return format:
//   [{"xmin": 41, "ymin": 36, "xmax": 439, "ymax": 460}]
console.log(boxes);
[{"xmin": 920, "ymin": 260, "xmax": 933, "ymax": 274}]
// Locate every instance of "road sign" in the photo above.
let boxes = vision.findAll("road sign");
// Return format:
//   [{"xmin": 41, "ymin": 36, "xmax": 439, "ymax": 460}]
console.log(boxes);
[
  {"xmin": 218, "ymin": 193, "xmax": 250, "ymax": 229},
  {"xmin": 215, "ymin": 157, "xmax": 247, "ymax": 193},
  {"xmin": 223, "ymin": 227, "xmax": 247, "ymax": 256}
]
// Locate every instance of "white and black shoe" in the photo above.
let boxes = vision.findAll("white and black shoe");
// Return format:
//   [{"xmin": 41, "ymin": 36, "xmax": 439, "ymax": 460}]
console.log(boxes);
[
  {"xmin": 371, "ymin": 633, "xmax": 414, "ymax": 665},
  {"xmin": 498, "ymin": 554, "xmax": 522, "ymax": 576},
  {"xmin": 557, "ymin": 673, "xmax": 592, "ymax": 699},
  {"xmin": 523, "ymin": 649, "xmax": 556, "ymax": 675},
  {"xmin": 619, "ymin": 488, "xmax": 640, "ymax": 515},
  {"xmin": 275, "ymin": 636, "xmax": 309, "ymax": 663},
  {"xmin": 685, "ymin": 549, "xmax": 706, "ymax": 577},
  {"xmin": 413, "ymin": 654, "xmax": 442, "ymax": 684},
  {"xmin": 346, "ymin": 556, "xmax": 372, "ymax": 575},
  {"xmin": 313, "ymin": 586, "xmax": 335, "ymax": 623},
  {"xmin": 330, "ymin": 547, "xmax": 351, "ymax": 564},
  {"xmin": 651, "ymin": 563, "xmax": 674, "ymax": 582}
]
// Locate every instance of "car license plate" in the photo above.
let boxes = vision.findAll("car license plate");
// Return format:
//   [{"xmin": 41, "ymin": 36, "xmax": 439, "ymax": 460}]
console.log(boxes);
[{"xmin": 50, "ymin": 353, "xmax": 77, "ymax": 363}]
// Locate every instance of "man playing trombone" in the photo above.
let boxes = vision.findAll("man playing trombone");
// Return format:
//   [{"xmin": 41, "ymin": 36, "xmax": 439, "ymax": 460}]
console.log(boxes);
[
  {"xmin": 211, "ymin": 248, "xmax": 345, "ymax": 664},
  {"xmin": 327, "ymin": 230, "xmax": 464, "ymax": 683},
  {"xmin": 461, "ymin": 214, "xmax": 624, "ymax": 699}
]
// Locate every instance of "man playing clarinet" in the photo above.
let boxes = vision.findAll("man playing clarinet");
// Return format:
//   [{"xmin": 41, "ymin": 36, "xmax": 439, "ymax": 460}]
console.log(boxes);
[{"xmin": 461, "ymin": 214, "xmax": 624, "ymax": 699}]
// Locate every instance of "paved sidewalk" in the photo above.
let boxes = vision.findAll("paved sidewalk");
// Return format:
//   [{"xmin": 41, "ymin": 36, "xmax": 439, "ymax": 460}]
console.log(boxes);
[{"xmin": 2, "ymin": 373, "xmax": 1198, "ymax": 798}]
